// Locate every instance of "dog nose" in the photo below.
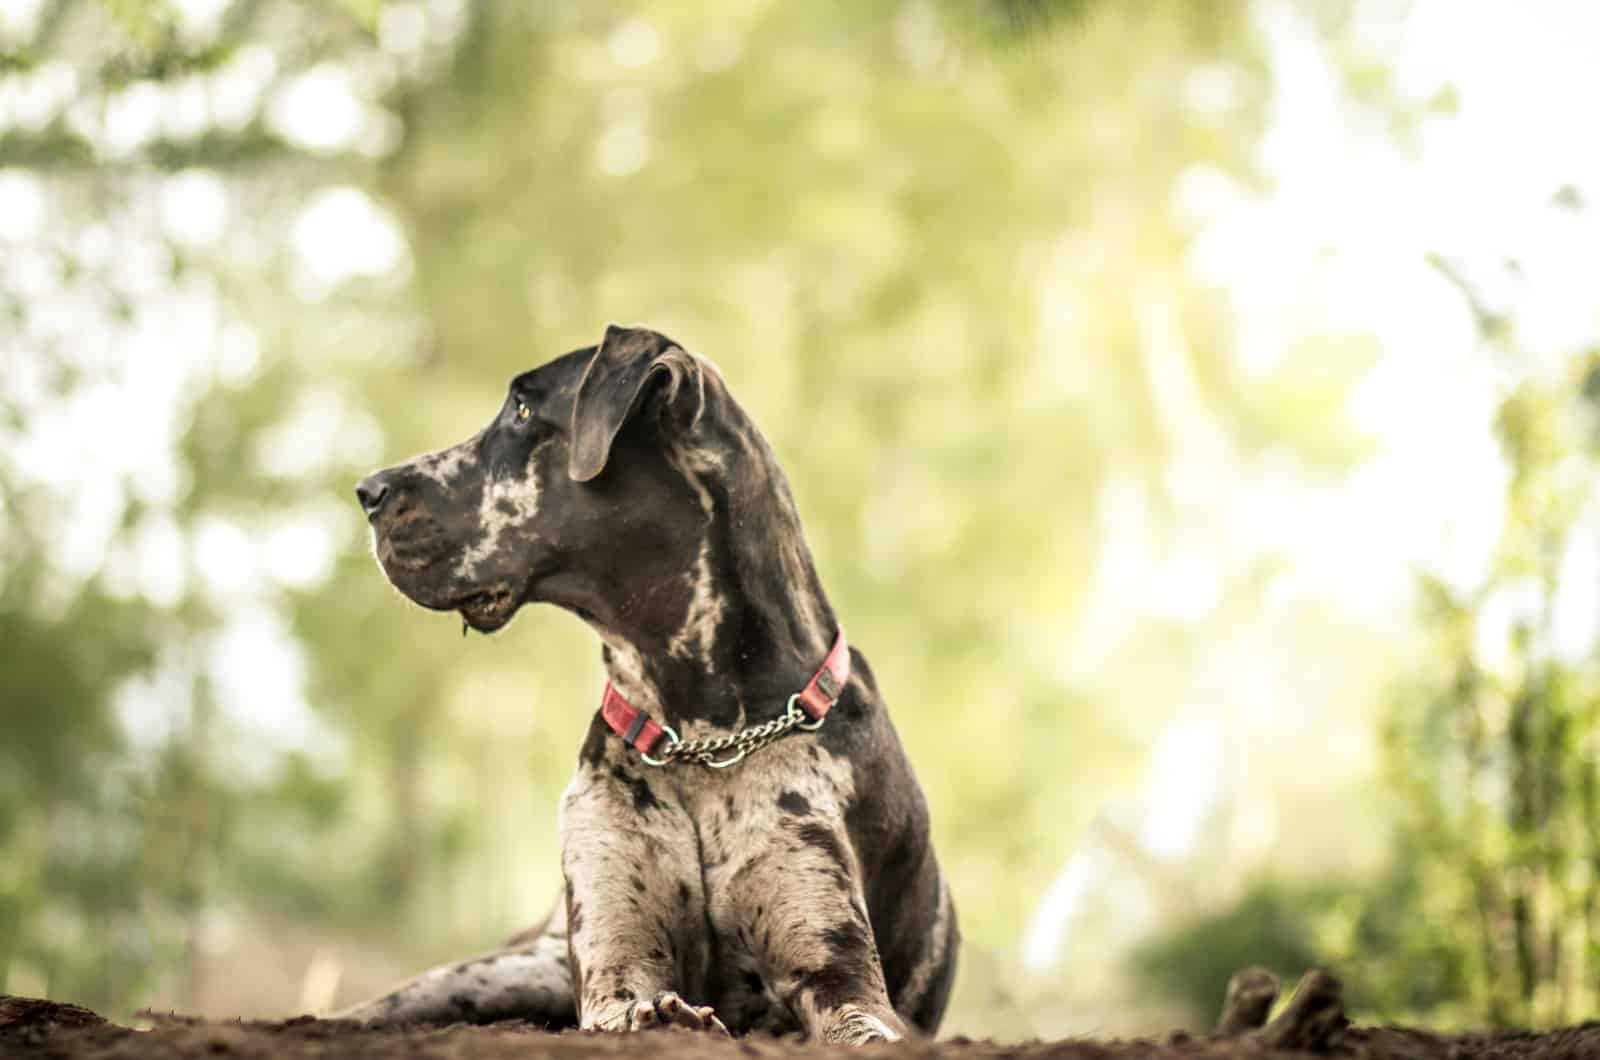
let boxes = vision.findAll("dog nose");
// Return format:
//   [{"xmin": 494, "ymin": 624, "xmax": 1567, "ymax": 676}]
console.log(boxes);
[{"xmin": 356, "ymin": 472, "xmax": 394, "ymax": 519}]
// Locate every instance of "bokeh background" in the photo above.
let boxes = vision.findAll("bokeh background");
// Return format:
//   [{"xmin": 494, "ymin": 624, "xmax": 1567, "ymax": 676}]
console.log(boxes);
[{"xmin": 5, "ymin": 0, "xmax": 1600, "ymax": 1039}]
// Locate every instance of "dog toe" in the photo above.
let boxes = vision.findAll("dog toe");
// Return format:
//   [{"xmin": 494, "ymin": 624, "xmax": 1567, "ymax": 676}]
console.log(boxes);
[
  {"xmin": 655, "ymin": 992, "xmax": 697, "ymax": 1028},
  {"xmin": 641, "ymin": 992, "xmax": 728, "ymax": 1035}
]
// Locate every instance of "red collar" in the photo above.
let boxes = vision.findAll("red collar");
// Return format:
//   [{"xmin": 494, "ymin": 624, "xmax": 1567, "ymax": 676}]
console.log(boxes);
[{"xmin": 600, "ymin": 629, "xmax": 851, "ymax": 758}]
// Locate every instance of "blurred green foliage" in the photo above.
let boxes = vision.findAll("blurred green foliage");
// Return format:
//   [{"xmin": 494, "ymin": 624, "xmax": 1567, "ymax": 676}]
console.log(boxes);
[
  {"xmin": 1130, "ymin": 344, "xmax": 1600, "ymax": 1030},
  {"xmin": 1348, "ymin": 355, "xmax": 1600, "ymax": 1029},
  {"xmin": 1130, "ymin": 876, "xmax": 1337, "ymax": 1018}
]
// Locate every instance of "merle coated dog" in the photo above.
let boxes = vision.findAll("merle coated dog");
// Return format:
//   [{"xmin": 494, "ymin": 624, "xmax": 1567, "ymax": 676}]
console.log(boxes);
[{"xmin": 340, "ymin": 326, "xmax": 958, "ymax": 1043}]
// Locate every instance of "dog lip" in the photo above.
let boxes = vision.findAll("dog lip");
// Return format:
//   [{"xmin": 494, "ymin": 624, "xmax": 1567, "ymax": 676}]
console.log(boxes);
[{"xmin": 457, "ymin": 587, "xmax": 517, "ymax": 632}]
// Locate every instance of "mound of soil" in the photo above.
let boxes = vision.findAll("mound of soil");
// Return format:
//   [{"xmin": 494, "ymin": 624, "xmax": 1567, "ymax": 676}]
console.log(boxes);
[{"xmin": 6, "ymin": 971, "xmax": 1600, "ymax": 1060}]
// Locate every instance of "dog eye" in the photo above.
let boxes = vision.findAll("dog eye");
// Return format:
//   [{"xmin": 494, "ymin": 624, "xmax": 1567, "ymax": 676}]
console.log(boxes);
[{"xmin": 515, "ymin": 402, "xmax": 531, "ymax": 423}]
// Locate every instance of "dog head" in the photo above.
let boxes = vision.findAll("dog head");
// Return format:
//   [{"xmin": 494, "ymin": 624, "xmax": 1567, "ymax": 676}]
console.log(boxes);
[{"xmin": 356, "ymin": 324, "xmax": 713, "ymax": 633}]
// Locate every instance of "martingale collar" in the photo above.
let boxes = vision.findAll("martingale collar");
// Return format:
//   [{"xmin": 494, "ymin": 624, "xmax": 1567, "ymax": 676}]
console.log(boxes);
[{"xmin": 600, "ymin": 628, "xmax": 850, "ymax": 768}]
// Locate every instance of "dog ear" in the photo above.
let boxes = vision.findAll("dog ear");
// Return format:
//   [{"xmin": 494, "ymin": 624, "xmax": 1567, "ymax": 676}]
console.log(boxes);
[{"xmin": 569, "ymin": 324, "xmax": 702, "ymax": 482}]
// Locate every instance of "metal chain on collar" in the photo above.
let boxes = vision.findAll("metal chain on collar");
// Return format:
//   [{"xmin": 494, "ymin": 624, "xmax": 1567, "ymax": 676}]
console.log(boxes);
[{"xmin": 641, "ymin": 694, "xmax": 824, "ymax": 769}]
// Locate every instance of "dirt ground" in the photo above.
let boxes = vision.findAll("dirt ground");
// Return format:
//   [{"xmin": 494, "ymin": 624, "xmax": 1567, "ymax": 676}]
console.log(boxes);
[{"xmin": 9, "ymin": 975, "xmax": 1600, "ymax": 1060}]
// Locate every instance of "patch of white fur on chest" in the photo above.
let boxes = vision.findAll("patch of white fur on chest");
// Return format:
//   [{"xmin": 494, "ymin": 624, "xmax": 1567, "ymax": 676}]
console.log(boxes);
[{"xmin": 692, "ymin": 739, "xmax": 857, "ymax": 856}]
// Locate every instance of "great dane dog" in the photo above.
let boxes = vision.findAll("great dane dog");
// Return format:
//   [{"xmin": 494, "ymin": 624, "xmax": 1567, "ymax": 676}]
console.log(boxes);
[{"xmin": 341, "ymin": 325, "xmax": 958, "ymax": 1043}]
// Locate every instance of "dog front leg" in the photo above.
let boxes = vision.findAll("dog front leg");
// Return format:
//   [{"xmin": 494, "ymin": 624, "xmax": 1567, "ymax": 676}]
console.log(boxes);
[
  {"xmin": 560, "ymin": 767, "xmax": 725, "ymax": 1034},
  {"xmin": 722, "ymin": 816, "xmax": 906, "ymax": 1044}
]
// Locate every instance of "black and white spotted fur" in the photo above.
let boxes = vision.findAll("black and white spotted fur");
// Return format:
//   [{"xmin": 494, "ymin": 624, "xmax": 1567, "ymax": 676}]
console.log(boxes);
[{"xmin": 342, "ymin": 326, "xmax": 959, "ymax": 1043}]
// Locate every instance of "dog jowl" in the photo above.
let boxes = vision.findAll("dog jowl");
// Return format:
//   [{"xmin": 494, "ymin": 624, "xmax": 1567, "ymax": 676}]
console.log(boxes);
[{"xmin": 347, "ymin": 325, "xmax": 958, "ymax": 1043}]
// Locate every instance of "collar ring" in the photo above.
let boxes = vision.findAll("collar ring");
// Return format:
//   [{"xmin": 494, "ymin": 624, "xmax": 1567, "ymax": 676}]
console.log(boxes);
[{"xmin": 639, "ymin": 723, "xmax": 680, "ymax": 766}]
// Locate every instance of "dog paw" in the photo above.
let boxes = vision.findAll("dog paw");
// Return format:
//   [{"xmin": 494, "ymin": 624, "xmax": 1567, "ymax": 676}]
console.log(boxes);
[
  {"xmin": 824, "ymin": 1009, "xmax": 904, "ymax": 1045},
  {"xmin": 628, "ymin": 992, "xmax": 730, "ymax": 1036}
]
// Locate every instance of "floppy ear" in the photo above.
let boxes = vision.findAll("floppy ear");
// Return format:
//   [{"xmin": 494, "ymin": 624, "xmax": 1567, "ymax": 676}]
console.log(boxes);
[{"xmin": 569, "ymin": 324, "xmax": 702, "ymax": 482}]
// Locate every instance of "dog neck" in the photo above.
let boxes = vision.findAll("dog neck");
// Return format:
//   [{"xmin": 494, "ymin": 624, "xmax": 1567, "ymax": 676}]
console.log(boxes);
[
  {"xmin": 581, "ymin": 413, "xmax": 839, "ymax": 736},
  {"xmin": 591, "ymin": 532, "xmax": 836, "ymax": 736}
]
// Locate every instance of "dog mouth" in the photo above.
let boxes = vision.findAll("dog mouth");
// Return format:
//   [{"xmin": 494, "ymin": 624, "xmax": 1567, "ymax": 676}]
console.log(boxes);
[{"xmin": 458, "ymin": 585, "xmax": 518, "ymax": 633}]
